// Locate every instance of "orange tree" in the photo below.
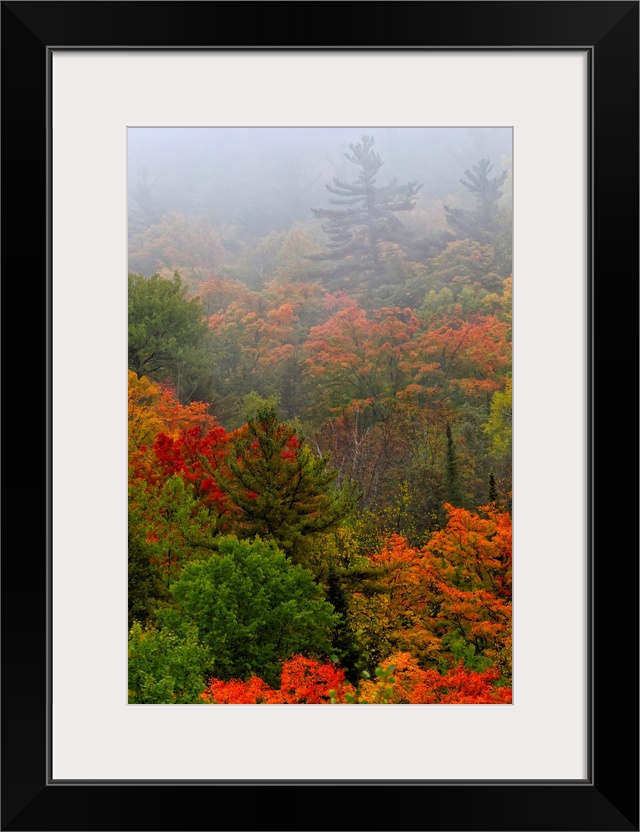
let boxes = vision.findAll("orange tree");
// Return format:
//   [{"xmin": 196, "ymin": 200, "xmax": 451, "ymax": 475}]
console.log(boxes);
[
  {"xmin": 424, "ymin": 503, "xmax": 512, "ymax": 675},
  {"xmin": 348, "ymin": 503, "xmax": 512, "ymax": 678}
]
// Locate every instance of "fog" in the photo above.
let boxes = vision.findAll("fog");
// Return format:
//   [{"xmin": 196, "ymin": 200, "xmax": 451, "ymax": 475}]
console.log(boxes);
[
  {"xmin": 128, "ymin": 126, "xmax": 512, "ymax": 247},
  {"xmin": 127, "ymin": 125, "xmax": 514, "ymax": 516}
]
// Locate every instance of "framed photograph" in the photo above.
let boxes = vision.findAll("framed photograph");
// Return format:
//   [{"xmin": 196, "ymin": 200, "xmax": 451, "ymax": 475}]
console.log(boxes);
[{"xmin": 3, "ymin": 2, "xmax": 637, "ymax": 830}]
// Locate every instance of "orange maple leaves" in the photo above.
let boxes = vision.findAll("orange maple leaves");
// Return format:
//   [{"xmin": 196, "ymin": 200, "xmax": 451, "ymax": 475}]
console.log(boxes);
[
  {"xmin": 201, "ymin": 656, "xmax": 354, "ymax": 704},
  {"xmin": 128, "ymin": 370, "xmax": 216, "ymax": 455},
  {"xmin": 201, "ymin": 652, "xmax": 511, "ymax": 705},
  {"xmin": 359, "ymin": 653, "xmax": 512, "ymax": 704}
]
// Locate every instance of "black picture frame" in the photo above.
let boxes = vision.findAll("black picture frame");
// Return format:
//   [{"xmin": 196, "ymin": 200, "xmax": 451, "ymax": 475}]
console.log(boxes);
[{"xmin": 2, "ymin": 2, "xmax": 638, "ymax": 830}]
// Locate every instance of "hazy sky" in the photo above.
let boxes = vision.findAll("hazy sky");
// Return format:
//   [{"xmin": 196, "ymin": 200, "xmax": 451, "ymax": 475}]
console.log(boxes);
[{"xmin": 128, "ymin": 126, "xmax": 512, "ymax": 231}]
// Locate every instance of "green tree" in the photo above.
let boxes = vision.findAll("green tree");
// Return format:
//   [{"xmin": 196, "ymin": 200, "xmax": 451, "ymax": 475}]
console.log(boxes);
[
  {"xmin": 128, "ymin": 271, "xmax": 210, "ymax": 402},
  {"xmin": 218, "ymin": 405, "xmax": 359, "ymax": 564},
  {"xmin": 443, "ymin": 158, "xmax": 509, "ymax": 251},
  {"xmin": 488, "ymin": 470, "xmax": 498, "ymax": 504},
  {"xmin": 128, "ymin": 473, "xmax": 214, "ymax": 622},
  {"xmin": 164, "ymin": 536, "xmax": 340, "ymax": 687},
  {"xmin": 484, "ymin": 377, "xmax": 512, "ymax": 456},
  {"xmin": 128, "ymin": 535, "xmax": 168, "ymax": 630},
  {"xmin": 484, "ymin": 378, "xmax": 512, "ymax": 507},
  {"xmin": 310, "ymin": 135, "xmax": 422, "ymax": 284},
  {"xmin": 445, "ymin": 420, "xmax": 463, "ymax": 507},
  {"xmin": 128, "ymin": 620, "xmax": 211, "ymax": 703}
]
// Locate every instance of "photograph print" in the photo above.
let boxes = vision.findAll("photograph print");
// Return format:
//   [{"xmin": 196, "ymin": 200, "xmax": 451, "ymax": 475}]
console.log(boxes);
[{"xmin": 127, "ymin": 126, "xmax": 513, "ymax": 705}]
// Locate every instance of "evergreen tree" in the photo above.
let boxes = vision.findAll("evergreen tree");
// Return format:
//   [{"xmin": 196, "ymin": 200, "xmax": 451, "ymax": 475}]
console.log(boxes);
[
  {"xmin": 217, "ymin": 405, "xmax": 360, "ymax": 564},
  {"xmin": 445, "ymin": 420, "xmax": 463, "ymax": 507},
  {"xmin": 127, "ymin": 535, "xmax": 167, "ymax": 630},
  {"xmin": 488, "ymin": 470, "xmax": 498, "ymax": 504},
  {"xmin": 443, "ymin": 158, "xmax": 508, "ymax": 247},
  {"xmin": 310, "ymin": 135, "xmax": 422, "ymax": 284}
]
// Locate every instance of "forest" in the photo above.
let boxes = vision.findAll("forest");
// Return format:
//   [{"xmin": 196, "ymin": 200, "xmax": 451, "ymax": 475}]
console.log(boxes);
[{"xmin": 128, "ymin": 128, "xmax": 513, "ymax": 705}]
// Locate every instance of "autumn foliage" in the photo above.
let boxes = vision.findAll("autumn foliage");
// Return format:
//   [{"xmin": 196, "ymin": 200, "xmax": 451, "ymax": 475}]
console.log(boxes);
[
  {"xmin": 358, "ymin": 504, "xmax": 512, "ymax": 673},
  {"xmin": 358, "ymin": 653, "xmax": 512, "ymax": 704},
  {"xmin": 128, "ymin": 143, "xmax": 513, "ymax": 704},
  {"xmin": 201, "ymin": 656, "xmax": 355, "ymax": 704},
  {"xmin": 200, "ymin": 652, "xmax": 510, "ymax": 705},
  {"xmin": 128, "ymin": 370, "xmax": 217, "ymax": 454}
]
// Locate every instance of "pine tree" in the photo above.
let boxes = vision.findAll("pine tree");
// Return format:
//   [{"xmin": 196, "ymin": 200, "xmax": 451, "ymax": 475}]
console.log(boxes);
[
  {"xmin": 128, "ymin": 167, "xmax": 161, "ymax": 237},
  {"xmin": 445, "ymin": 420, "xmax": 463, "ymax": 507},
  {"xmin": 488, "ymin": 471, "xmax": 498, "ymax": 503},
  {"xmin": 310, "ymin": 135, "xmax": 422, "ymax": 284},
  {"xmin": 444, "ymin": 158, "xmax": 508, "ymax": 246},
  {"xmin": 217, "ymin": 405, "xmax": 359, "ymax": 564}
]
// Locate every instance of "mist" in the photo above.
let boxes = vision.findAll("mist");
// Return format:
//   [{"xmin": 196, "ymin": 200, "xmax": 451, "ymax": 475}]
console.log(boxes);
[{"xmin": 128, "ymin": 126, "xmax": 512, "ymax": 260}]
